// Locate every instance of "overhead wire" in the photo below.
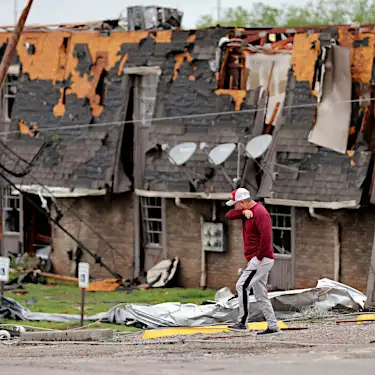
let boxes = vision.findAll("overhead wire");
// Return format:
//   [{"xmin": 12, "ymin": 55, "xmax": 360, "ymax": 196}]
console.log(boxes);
[
  {"xmin": 0, "ymin": 97, "xmax": 373, "ymax": 137},
  {"xmin": 0, "ymin": 92, "xmax": 371, "ymax": 277}
]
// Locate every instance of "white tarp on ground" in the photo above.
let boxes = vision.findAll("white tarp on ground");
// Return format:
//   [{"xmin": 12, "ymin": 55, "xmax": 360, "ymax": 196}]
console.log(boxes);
[{"xmin": 0, "ymin": 279, "xmax": 366, "ymax": 328}]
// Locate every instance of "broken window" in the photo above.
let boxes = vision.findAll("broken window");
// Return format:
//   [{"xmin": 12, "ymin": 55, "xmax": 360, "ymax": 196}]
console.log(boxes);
[
  {"xmin": 266, "ymin": 205, "xmax": 293, "ymax": 255},
  {"xmin": 218, "ymin": 47, "xmax": 247, "ymax": 90},
  {"xmin": 1, "ymin": 74, "xmax": 18, "ymax": 122},
  {"xmin": 141, "ymin": 197, "xmax": 165, "ymax": 247},
  {"xmin": 2, "ymin": 186, "xmax": 21, "ymax": 233}
]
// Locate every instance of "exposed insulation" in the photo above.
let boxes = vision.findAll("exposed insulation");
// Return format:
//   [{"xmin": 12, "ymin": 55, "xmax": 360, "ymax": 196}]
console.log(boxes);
[
  {"xmin": 173, "ymin": 52, "xmax": 193, "ymax": 80},
  {"xmin": 16, "ymin": 32, "xmax": 71, "ymax": 83},
  {"xmin": 117, "ymin": 53, "xmax": 129, "ymax": 76},
  {"xmin": 338, "ymin": 29, "xmax": 375, "ymax": 84},
  {"xmin": 215, "ymin": 89, "xmax": 246, "ymax": 111},
  {"xmin": 18, "ymin": 120, "xmax": 38, "ymax": 137},
  {"xmin": 292, "ymin": 33, "xmax": 320, "ymax": 86},
  {"xmin": 53, "ymin": 88, "xmax": 66, "ymax": 117},
  {"xmin": 187, "ymin": 33, "xmax": 196, "ymax": 43},
  {"xmin": 153, "ymin": 30, "xmax": 172, "ymax": 43}
]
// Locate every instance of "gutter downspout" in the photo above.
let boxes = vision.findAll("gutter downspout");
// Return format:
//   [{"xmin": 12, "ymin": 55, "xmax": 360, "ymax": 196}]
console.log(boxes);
[
  {"xmin": 175, "ymin": 196, "xmax": 189, "ymax": 210},
  {"xmin": 308, "ymin": 208, "xmax": 340, "ymax": 282}
]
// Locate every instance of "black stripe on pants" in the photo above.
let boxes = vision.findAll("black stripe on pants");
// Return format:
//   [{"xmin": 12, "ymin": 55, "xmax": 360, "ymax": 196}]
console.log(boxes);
[{"xmin": 240, "ymin": 270, "xmax": 257, "ymax": 325}]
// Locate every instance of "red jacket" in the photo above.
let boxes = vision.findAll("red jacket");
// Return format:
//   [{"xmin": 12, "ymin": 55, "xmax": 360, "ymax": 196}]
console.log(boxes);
[{"xmin": 225, "ymin": 203, "xmax": 274, "ymax": 261}]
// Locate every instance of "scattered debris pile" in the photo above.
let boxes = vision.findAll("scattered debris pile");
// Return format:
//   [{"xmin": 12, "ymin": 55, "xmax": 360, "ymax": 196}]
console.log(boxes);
[
  {"xmin": 0, "ymin": 279, "xmax": 367, "ymax": 328},
  {"xmin": 5, "ymin": 258, "xmax": 180, "ymax": 293}
]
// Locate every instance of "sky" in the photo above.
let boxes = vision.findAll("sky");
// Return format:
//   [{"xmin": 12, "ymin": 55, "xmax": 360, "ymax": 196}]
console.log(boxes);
[{"xmin": 0, "ymin": 0, "xmax": 308, "ymax": 29}]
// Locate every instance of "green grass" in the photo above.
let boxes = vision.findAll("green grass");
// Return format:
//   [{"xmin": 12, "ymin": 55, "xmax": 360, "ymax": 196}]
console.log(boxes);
[{"xmin": 1, "ymin": 282, "xmax": 216, "ymax": 332}]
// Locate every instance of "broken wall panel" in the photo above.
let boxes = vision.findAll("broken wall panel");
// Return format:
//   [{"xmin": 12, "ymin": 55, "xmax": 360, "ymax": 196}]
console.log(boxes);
[
  {"xmin": 308, "ymin": 45, "xmax": 352, "ymax": 154},
  {"xmin": 246, "ymin": 53, "xmax": 291, "ymax": 125},
  {"xmin": 270, "ymin": 69, "xmax": 372, "ymax": 204}
]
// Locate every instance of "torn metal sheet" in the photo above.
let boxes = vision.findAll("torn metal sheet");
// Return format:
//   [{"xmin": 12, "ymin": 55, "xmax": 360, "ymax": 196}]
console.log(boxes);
[
  {"xmin": 246, "ymin": 53, "xmax": 291, "ymax": 125},
  {"xmin": 0, "ymin": 279, "xmax": 366, "ymax": 328},
  {"xmin": 308, "ymin": 45, "xmax": 352, "ymax": 154}
]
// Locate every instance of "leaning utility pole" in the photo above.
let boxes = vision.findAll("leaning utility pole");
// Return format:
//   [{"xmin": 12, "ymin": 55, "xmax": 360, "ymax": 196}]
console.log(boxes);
[
  {"xmin": 0, "ymin": 0, "xmax": 34, "ymax": 89},
  {"xmin": 217, "ymin": 0, "xmax": 222, "ymax": 23},
  {"xmin": 13, "ymin": 0, "xmax": 18, "ymax": 25}
]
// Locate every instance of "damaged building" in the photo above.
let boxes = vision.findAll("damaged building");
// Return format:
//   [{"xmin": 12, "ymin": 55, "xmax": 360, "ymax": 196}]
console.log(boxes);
[{"xmin": 0, "ymin": 17, "xmax": 374, "ymax": 292}]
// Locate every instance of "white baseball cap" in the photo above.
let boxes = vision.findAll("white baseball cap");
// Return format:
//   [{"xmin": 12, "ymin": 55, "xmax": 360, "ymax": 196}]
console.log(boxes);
[{"xmin": 226, "ymin": 188, "xmax": 251, "ymax": 206}]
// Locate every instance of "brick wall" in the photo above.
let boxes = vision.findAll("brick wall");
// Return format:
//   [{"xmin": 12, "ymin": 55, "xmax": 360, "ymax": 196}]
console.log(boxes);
[
  {"xmin": 295, "ymin": 207, "xmax": 374, "ymax": 292},
  {"xmin": 165, "ymin": 199, "xmax": 247, "ymax": 291},
  {"xmin": 51, "ymin": 193, "xmax": 134, "ymax": 279},
  {"xmin": 295, "ymin": 208, "xmax": 336, "ymax": 288},
  {"xmin": 165, "ymin": 201, "xmax": 374, "ymax": 293},
  {"xmin": 49, "ymin": 193, "xmax": 374, "ymax": 292},
  {"xmin": 336, "ymin": 207, "xmax": 374, "ymax": 291}
]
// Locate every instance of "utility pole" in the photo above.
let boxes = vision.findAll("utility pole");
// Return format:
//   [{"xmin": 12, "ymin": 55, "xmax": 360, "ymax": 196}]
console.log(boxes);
[
  {"xmin": 217, "ymin": 0, "xmax": 221, "ymax": 23},
  {"xmin": 14, "ymin": 0, "xmax": 18, "ymax": 26},
  {"xmin": 0, "ymin": 0, "xmax": 34, "ymax": 89}
]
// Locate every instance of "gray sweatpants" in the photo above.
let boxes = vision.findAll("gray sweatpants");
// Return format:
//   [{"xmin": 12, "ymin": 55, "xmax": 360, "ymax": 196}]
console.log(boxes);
[{"xmin": 236, "ymin": 256, "xmax": 278, "ymax": 329}]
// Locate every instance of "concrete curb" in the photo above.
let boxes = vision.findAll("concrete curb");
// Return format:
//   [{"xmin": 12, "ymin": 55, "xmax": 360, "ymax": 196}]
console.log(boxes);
[{"xmin": 20, "ymin": 329, "xmax": 114, "ymax": 342}]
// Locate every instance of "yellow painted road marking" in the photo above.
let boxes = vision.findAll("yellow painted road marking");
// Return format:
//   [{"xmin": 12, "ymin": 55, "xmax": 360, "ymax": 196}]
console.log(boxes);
[{"xmin": 142, "ymin": 321, "xmax": 288, "ymax": 340}]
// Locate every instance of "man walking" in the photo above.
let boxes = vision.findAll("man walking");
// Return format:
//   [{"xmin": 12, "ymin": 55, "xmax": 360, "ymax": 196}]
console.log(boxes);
[{"xmin": 225, "ymin": 188, "xmax": 279, "ymax": 335}]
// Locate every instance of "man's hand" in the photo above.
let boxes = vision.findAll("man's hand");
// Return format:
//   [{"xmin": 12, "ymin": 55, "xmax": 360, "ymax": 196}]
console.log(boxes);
[{"xmin": 243, "ymin": 210, "xmax": 253, "ymax": 219}]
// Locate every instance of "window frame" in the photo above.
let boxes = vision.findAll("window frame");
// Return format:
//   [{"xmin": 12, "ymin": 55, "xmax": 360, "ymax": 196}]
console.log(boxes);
[
  {"xmin": 2, "ymin": 186, "xmax": 22, "ymax": 234},
  {"xmin": 1, "ymin": 74, "xmax": 19, "ymax": 122},
  {"xmin": 140, "ymin": 197, "xmax": 166, "ymax": 249},
  {"xmin": 266, "ymin": 205, "xmax": 295, "ymax": 257}
]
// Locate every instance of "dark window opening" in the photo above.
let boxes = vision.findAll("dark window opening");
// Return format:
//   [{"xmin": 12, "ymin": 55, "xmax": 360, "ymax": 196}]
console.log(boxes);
[
  {"xmin": 2, "ymin": 187, "xmax": 20, "ymax": 233},
  {"xmin": 218, "ymin": 47, "xmax": 247, "ymax": 90},
  {"xmin": 24, "ymin": 42, "xmax": 36, "ymax": 55},
  {"xmin": 347, "ymin": 84, "xmax": 375, "ymax": 151},
  {"xmin": 120, "ymin": 85, "xmax": 134, "ymax": 183},
  {"xmin": 95, "ymin": 69, "xmax": 108, "ymax": 106},
  {"xmin": 4, "ymin": 208, "xmax": 20, "ymax": 233},
  {"xmin": 63, "ymin": 37, "xmax": 69, "ymax": 51},
  {"xmin": 23, "ymin": 193, "xmax": 52, "ymax": 257},
  {"xmin": 2, "ymin": 74, "xmax": 18, "ymax": 121}
]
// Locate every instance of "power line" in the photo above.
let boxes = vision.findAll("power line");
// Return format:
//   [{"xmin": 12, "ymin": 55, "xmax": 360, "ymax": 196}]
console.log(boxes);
[
  {"xmin": 0, "ymin": 139, "xmax": 127, "ymax": 274},
  {"xmin": 0, "ymin": 96, "xmax": 373, "ymax": 137}
]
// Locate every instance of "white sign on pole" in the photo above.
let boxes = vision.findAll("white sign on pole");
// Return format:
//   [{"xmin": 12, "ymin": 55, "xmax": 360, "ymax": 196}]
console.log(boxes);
[
  {"xmin": 0, "ymin": 257, "xmax": 10, "ymax": 282},
  {"xmin": 78, "ymin": 262, "xmax": 89, "ymax": 289}
]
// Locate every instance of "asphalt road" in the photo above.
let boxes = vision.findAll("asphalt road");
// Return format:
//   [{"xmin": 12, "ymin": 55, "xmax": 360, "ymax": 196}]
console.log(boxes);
[{"xmin": 3, "ymin": 346, "xmax": 375, "ymax": 375}]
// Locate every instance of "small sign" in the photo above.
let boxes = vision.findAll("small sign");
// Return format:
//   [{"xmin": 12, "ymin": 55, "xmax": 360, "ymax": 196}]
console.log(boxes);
[
  {"xmin": 78, "ymin": 262, "xmax": 89, "ymax": 289},
  {"xmin": 0, "ymin": 257, "xmax": 10, "ymax": 282}
]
